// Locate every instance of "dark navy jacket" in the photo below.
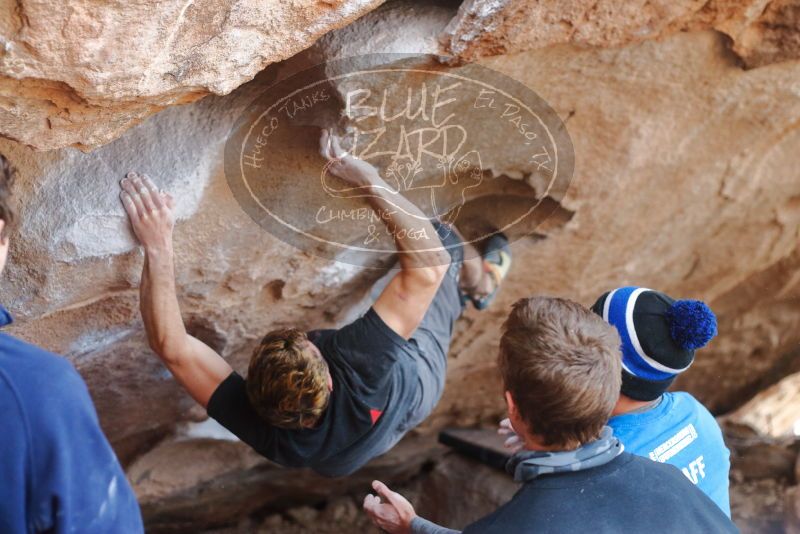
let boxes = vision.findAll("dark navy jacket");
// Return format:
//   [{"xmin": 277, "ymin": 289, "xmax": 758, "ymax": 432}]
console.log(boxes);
[
  {"xmin": 0, "ymin": 306, "xmax": 143, "ymax": 533},
  {"xmin": 463, "ymin": 452, "xmax": 738, "ymax": 534}
]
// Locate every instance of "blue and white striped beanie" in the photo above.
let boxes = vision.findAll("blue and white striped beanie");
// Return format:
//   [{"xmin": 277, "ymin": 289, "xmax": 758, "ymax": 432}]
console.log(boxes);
[{"xmin": 590, "ymin": 287, "xmax": 718, "ymax": 401}]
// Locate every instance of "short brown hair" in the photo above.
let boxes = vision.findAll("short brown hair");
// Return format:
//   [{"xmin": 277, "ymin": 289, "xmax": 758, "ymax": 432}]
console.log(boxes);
[
  {"xmin": 246, "ymin": 328, "xmax": 330, "ymax": 429},
  {"xmin": 0, "ymin": 154, "xmax": 16, "ymax": 239},
  {"xmin": 498, "ymin": 297, "xmax": 622, "ymax": 448}
]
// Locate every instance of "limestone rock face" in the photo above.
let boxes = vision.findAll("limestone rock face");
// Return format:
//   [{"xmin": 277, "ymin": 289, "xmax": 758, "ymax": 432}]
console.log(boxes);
[
  {"xmin": 4, "ymin": 0, "xmax": 800, "ymax": 152},
  {"xmin": 443, "ymin": 0, "xmax": 800, "ymax": 67},
  {"xmin": 727, "ymin": 371, "xmax": 800, "ymax": 437},
  {"xmin": 416, "ymin": 453, "xmax": 519, "ymax": 529},
  {"xmin": 0, "ymin": 0, "xmax": 385, "ymax": 150},
  {"xmin": 1, "ymin": 0, "xmax": 799, "ymax": 531},
  {"xmin": 129, "ymin": 434, "xmax": 442, "ymax": 531}
]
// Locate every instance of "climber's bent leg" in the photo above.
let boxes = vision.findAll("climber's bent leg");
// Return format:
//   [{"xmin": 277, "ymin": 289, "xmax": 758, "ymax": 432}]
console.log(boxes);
[{"xmin": 396, "ymin": 221, "xmax": 466, "ymax": 431}]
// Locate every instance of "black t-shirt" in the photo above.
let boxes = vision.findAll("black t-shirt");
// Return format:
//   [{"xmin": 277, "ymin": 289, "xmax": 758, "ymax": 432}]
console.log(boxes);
[{"xmin": 207, "ymin": 308, "xmax": 419, "ymax": 477}]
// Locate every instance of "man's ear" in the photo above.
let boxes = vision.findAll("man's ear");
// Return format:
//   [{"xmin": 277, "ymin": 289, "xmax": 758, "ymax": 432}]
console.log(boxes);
[
  {"xmin": 504, "ymin": 390, "xmax": 517, "ymax": 419},
  {"xmin": 505, "ymin": 390, "xmax": 529, "ymax": 437}
]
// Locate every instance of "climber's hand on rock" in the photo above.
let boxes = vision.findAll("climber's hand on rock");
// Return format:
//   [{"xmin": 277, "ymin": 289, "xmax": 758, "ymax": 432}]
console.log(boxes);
[
  {"xmin": 319, "ymin": 128, "xmax": 380, "ymax": 188},
  {"xmin": 498, "ymin": 417, "xmax": 524, "ymax": 453},
  {"xmin": 120, "ymin": 171, "xmax": 175, "ymax": 252},
  {"xmin": 363, "ymin": 480, "xmax": 416, "ymax": 534}
]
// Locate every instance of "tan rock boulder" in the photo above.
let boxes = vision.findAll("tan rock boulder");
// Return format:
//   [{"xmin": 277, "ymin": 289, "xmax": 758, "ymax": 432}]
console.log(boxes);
[
  {"xmin": 4, "ymin": 0, "xmax": 800, "ymax": 152},
  {"xmin": 0, "ymin": 2, "xmax": 799, "ymax": 529},
  {"xmin": 443, "ymin": 0, "xmax": 800, "ymax": 68},
  {"xmin": 726, "ymin": 371, "xmax": 800, "ymax": 437},
  {"xmin": 128, "ymin": 433, "xmax": 442, "ymax": 531},
  {"xmin": 0, "ymin": 0, "xmax": 385, "ymax": 150}
]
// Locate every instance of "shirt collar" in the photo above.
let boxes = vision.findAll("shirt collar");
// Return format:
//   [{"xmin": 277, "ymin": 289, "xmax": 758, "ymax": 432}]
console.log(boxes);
[
  {"xmin": 610, "ymin": 393, "xmax": 672, "ymax": 427},
  {"xmin": 0, "ymin": 305, "xmax": 13, "ymax": 327},
  {"xmin": 626, "ymin": 395, "xmax": 664, "ymax": 414}
]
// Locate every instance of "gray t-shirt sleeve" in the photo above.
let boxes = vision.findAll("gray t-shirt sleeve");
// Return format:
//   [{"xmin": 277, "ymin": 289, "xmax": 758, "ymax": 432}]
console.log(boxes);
[{"xmin": 411, "ymin": 516, "xmax": 461, "ymax": 534}]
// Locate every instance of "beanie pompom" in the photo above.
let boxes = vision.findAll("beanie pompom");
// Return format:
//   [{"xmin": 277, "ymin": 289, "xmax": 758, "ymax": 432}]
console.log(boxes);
[{"xmin": 667, "ymin": 300, "xmax": 717, "ymax": 350}]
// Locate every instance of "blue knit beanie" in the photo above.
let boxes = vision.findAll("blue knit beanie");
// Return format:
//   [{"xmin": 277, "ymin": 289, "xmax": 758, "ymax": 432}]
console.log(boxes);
[{"xmin": 591, "ymin": 287, "xmax": 717, "ymax": 401}]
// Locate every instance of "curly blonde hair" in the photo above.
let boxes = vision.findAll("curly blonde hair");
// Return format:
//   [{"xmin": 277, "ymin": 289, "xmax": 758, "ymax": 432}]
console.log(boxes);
[{"xmin": 246, "ymin": 328, "xmax": 330, "ymax": 429}]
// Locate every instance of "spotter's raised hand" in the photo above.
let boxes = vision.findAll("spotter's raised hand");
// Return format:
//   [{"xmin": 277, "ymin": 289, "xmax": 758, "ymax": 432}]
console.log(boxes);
[{"xmin": 362, "ymin": 480, "xmax": 416, "ymax": 534}]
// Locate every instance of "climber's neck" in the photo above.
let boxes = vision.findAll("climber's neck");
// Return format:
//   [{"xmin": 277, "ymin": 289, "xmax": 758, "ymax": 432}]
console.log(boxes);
[{"xmin": 611, "ymin": 394, "xmax": 662, "ymax": 416}]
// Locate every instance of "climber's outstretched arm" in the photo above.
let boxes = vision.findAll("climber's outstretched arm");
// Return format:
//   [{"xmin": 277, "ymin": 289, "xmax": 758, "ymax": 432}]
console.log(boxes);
[
  {"xmin": 120, "ymin": 173, "xmax": 232, "ymax": 407},
  {"xmin": 320, "ymin": 130, "xmax": 451, "ymax": 339}
]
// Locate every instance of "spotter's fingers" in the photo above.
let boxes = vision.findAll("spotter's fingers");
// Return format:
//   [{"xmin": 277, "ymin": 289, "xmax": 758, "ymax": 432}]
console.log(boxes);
[
  {"xmin": 498, "ymin": 418, "xmax": 514, "ymax": 433},
  {"xmin": 363, "ymin": 494, "xmax": 380, "ymax": 513},
  {"xmin": 371, "ymin": 481, "xmax": 403, "ymax": 509}
]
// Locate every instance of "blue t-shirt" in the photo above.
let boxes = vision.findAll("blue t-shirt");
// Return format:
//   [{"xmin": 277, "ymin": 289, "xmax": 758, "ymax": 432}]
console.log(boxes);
[
  {"xmin": 0, "ymin": 306, "xmax": 143, "ymax": 533},
  {"xmin": 608, "ymin": 391, "xmax": 731, "ymax": 516}
]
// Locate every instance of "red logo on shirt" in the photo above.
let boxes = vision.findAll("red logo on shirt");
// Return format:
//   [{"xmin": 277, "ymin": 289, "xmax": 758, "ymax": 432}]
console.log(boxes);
[{"xmin": 370, "ymin": 409, "xmax": 382, "ymax": 425}]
